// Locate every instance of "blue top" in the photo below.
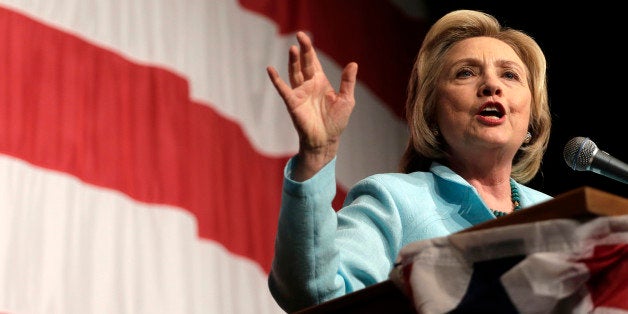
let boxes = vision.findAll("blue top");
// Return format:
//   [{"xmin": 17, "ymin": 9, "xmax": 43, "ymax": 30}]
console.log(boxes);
[{"xmin": 268, "ymin": 157, "xmax": 553, "ymax": 312}]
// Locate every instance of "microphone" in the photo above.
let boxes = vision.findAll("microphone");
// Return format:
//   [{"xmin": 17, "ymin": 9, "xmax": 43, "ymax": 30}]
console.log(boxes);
[{"xmin": 563, "ymin": 137, "xmax": 628, "ymax": 184}]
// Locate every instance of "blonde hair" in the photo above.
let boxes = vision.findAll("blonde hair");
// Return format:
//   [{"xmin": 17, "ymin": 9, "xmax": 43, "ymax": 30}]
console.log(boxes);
[{"xmin": 399, "ymin": 9, "xmax": 551, "ymax": 183}]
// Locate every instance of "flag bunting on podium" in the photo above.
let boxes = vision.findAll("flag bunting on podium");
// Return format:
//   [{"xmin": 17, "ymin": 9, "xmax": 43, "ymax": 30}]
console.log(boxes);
[{"xmin": 390, "ymin": 216, "xmax": 628, "ymax": 313}]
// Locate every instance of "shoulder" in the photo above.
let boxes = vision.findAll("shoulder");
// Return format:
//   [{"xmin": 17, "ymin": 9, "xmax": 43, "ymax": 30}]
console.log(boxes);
[
  {"xmin": 342, "ymin": 171, "xmax": 454, "ymax": 237},
  {"xmin": 356, "ymin": 171, "xmax": 437, "ymax": 193},
  {"xmin": 345, "ymin": 171, "xmax": 444, "ymax": 213}
]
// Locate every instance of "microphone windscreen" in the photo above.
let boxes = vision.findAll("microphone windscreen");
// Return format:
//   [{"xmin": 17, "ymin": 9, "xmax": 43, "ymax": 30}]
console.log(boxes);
[{"xmin": 563, "ymin": 137, "xmax": 597, "ymax": 171}]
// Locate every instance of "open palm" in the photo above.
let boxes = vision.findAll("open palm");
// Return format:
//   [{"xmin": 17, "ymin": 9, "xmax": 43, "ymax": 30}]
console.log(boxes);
[{"xmin": 267, "ymin": 31, "xmax": 358, "ymax": 155}]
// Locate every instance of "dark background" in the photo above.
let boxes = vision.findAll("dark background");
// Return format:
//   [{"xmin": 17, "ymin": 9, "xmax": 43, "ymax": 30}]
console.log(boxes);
[{"xmin": 424, "ymin": 1, "xmax": 627, "ymax": 198}]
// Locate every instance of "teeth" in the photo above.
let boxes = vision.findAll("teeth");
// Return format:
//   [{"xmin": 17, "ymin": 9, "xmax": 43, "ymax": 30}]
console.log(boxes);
[{"xmin": 480, "ymin": 106, "xmax": 502, "ymax": 119}]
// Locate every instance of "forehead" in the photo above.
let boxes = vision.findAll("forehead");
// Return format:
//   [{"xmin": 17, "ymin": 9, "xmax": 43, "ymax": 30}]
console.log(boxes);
[{"xmin": 446, "ymin": 36, "xmax": 523, "ymax": 65}]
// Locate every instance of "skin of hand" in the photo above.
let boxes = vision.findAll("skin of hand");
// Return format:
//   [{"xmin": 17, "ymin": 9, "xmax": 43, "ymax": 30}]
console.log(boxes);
[{"xmin": 267, "ymin": 31, "xmax": 358, "ymax": 181}]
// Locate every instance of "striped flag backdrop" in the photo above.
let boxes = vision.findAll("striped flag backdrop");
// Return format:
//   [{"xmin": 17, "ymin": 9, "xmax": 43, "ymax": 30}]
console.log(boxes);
[{"xmin": 0, "ymin": 1, "xmax": 429, "ymax": 313}]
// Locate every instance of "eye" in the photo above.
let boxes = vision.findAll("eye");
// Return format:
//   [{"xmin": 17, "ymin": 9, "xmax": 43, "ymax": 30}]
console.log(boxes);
[
  {"xmin": 503, "ymin": 70, "xmax": 521, "ymax": 81},
  {"xmin": 456, "ymin": 67, "xmax": 475, "ymax": 78}
]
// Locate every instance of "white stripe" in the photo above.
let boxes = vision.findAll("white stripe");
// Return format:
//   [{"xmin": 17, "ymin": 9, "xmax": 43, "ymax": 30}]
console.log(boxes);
[
  {"xmin": 0, "ymin": 0, "xmax": 407, "ymax": 188},
  {"xmin": 0, "ymin": 156, "xmax": 283, "ymax": 314}
]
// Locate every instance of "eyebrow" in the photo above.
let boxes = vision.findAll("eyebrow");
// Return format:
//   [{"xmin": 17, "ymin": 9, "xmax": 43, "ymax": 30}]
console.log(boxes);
[
  {"xmin": 498, "ymin": 60, "xmax": 525, "ymax": 72},
  {"xmin": 449, "ymin": 58, "xmax": 525, "ymax": 72}
]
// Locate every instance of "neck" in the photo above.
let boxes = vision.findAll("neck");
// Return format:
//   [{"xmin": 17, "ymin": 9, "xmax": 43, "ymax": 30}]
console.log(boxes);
[
  {"xmin": 446, "ymin": 152, "xmax": 514, "ymax": 183},
  {"xmin": 469, "ymin": 178, "xmax": 512, "ymax": 210},
  {"xmin": 491, "ymin": 181, "xmax": 521, "ymax": 217}
]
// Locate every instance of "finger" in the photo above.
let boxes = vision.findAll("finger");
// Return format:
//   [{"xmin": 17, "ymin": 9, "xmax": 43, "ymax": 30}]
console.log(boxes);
[
  {"xmin": 267, "ymin": 66, "xmax": 293, "ymax": 103},
  {"xmin": 288, "ymin": 45, "xmax": 304, "ymax": 87},
  {"xmin": 338, "ymin": 62, "xmax": 358, "ymax": 100},
  {"xmin": 296, "ymin": 31, "xmax": 323, "ymax": 80}
]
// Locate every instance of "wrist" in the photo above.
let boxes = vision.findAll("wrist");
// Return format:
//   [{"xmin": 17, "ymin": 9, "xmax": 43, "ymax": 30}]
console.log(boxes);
[{"xmin": 292, "ymin": 147, "xmax": 337, "ymax": 181}]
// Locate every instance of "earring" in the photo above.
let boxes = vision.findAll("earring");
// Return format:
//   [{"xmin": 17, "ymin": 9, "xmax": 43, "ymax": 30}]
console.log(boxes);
[
  {"xmin": 523, "ymin": 131, "xmax": 532, "ymax": 144},
  {"xmin": 431, "ymin": 126, "xmax": 440, "ymax": 137}
]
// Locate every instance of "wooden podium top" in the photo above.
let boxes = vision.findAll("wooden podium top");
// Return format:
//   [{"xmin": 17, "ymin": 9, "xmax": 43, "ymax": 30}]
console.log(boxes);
[
  {"xmin": 462, "ymin": 186, "xmax": 628, "ymax": 232},
  {"xmin": 294, "ymin": 186, "xmax": 628, "ymax": 314}
]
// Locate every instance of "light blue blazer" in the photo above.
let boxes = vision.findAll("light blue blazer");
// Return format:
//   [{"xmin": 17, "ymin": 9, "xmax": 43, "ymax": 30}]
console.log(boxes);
[{"xmin": 269, "ymin": 157, "xmax": 552, "ymax": 312}]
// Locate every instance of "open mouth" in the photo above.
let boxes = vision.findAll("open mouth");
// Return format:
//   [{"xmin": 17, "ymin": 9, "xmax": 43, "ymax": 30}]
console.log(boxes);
[{"xmin": 478, "ymin": 104, "xmax": 505, "ymax": 119}]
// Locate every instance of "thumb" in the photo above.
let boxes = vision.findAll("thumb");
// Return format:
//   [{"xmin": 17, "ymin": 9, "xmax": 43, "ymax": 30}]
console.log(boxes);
[{"xmin": 338, "ymin": 62, "xmax": 358, "ymax": 99}]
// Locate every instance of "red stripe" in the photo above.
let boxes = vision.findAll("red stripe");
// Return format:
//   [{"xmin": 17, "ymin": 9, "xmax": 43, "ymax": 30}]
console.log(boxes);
[
  {"xmin": 0, "ymin": 7, "xmax": 347, "ymax": 272},
  {"xmin": 583, "ymin": 244, "xmax": 628, "ymax": 310},
  {"xmin": 239, "ymin": 0, "xmax": 430, "ymax": 120}
]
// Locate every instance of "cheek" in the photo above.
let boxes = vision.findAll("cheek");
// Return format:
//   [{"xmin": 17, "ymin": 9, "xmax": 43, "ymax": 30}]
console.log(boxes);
[
  {"xmin": 438, "ymin": 87, "xmax": 468, "ymax": 108},
  {"xmin": 509, "ymin": 92, "xmax": 532, "ymax": 120},
  {"xmin": 520, "ymin": 103, "xmax": 532, "ymax": 123},
  {"xmin": 513, "ymin": 91, "xmax": 532, "ymax": 113},
  {"xmin": 434, "ymin": 98, "xmax": 454, "ymax": 121},
  {"xmin": 436, "ymin": 92, "xmax": 468, "ymax": 118},
  {"xmin": 514, "ymin": 104, "xmax": 532, "ymax": 133}
]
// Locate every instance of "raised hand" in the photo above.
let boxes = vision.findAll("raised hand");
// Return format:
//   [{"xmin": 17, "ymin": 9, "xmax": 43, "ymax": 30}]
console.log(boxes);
[{"xmin": 267, "ymin": 31, "xmax": 358, "ymax": 180}]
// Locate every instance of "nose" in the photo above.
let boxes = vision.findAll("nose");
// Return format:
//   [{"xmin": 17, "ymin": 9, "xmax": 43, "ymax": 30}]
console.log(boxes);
[{"xmin": 479, "ymin": 77, "xmax": 502, "ymax": 97}]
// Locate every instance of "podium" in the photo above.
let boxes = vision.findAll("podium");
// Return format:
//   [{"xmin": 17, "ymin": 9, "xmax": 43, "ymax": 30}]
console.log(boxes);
[{"xmin": 295, "ymin": 186, "xmax": 628, "ymax": 314}]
